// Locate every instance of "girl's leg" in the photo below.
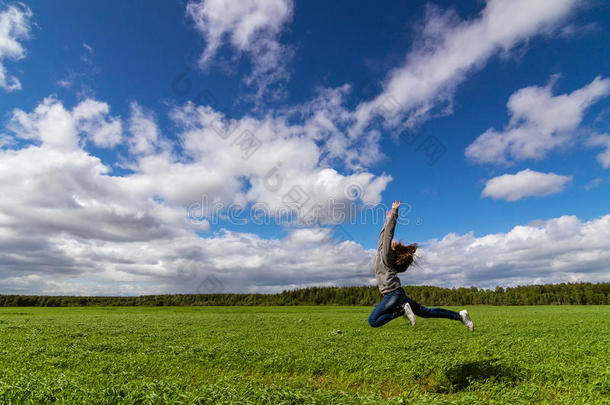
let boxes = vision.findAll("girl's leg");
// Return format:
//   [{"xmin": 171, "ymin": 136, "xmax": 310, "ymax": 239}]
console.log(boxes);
[
  {"xmin": 368, "ymin": 288, "xmax": 407, "ymax": 327},
  {"xmin": 404, "ymin": 296, "xmax": 461, "ymax": 321}
]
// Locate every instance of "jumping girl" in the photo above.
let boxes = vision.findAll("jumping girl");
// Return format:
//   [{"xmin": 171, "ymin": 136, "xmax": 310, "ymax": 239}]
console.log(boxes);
[{"xmin": 368, "ymin": 200, "xmax": 474, "ymax": 331}]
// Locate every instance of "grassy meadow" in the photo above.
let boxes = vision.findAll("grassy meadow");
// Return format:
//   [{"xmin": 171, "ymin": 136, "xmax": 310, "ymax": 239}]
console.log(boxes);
[{"xmin": 0, "ymin": 305, "xmax": 608, "ymax": 404}]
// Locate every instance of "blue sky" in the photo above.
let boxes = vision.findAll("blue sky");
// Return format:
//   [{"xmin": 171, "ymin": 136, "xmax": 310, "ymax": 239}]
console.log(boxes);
[{"xmin": 1, "ymin": 0, "xmax": 609, "ymax": 295}]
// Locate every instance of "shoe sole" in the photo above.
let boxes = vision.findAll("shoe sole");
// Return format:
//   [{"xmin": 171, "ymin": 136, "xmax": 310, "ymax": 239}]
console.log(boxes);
[
  {"xmin": 403, "ymin": 303, "xmax": 416, "ymax": 326},
  {"xmin": 460, "ymin": 310, "xmax": 474, "ymax": 332}
]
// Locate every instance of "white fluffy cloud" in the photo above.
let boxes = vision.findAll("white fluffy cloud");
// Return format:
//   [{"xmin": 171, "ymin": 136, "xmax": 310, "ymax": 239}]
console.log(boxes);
[
  {"xmin": 352, "ymin": 0, "xmax": 579, "ymax": 132},
  {"xmin": 167, "ymin": 99, "xmax": 392, "ymax": 214},
  {"xmin": 466, "ymin": 76, "xmax": 610, "ymax": 164},
  {"xmin": 183, "ymin": 0, "xmax": 582, "ymax": 171},
  {"xmin": 481, "ymin": 169, "xmax": 572, "ymax": 201},
  {"xmin": 0, "ymin": 226, "xmax": 376, "ymax": 295},
  {"xmin": 0, "ymin": 94, "xmax": 606, "ymax": 294},
  {"xmin": 0, "ymin": 4, "xmax": 32, "ymax": 91},
  {"xmin": 1, "ymin": 1, "xmax": 607, "ymax": 295},
  {"xmin": 7, "ymin": 97, "xmax": 122, "ymax": 149},
  {"xmin": 127, "ymin": 102, "xmax": 163, "ymax": 155},
  {"xmin": 411, "ymin": 214, "xmax": 610, "ymax": 288},
  {"xmin": 0, "ymin": 95, "xmax": 391, "ymax": 294},
  {"xmin": 586, "ymin": 134, "xmax": 610, "ymax": 169},
  {"xmin": 187, "ymin": 0, "xmax": 293, "ymax": 99},
  {"xmin": 2, "ymin": 200, "xmax": 609, "ymax": 294}
]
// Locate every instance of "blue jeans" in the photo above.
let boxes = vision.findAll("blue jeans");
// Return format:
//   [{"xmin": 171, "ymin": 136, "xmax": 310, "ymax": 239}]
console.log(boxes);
[{"xmin": 368, "ymin": 287, "xmax": 461, "ymax": 327}]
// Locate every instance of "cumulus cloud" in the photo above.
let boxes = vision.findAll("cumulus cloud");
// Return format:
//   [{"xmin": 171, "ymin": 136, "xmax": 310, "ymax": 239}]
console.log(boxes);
[
  {"xmin": 182, "ymin": 0, "xmax": 581, "ymax": 169},
  {"xmin": 0, "ymin": 3, "xmax": 32, "ymax": 91},
  {"xmin": 0, "ymin": 94, "xmax": 605, "ymax": 295},
  {"xmin": 411, "ymin": 214, "xmax": 610, "ymax": 288},
  {"xmin": 127, "ymin": 102, "xmax": 163, "ymax": 155},
  {"xmin": 2, "ymin": 207, "xmax": 609, "ymax": 294},
  {"xmin": 0, "ymin": 95, "xmax": 391, "ymax": 294},
  {"xmin": 465, "ymin": 76, "xmax": 610, "ymax": 164},
  {"xmin": 7, "ymin": 97, "xmax": 122, "ymax": 149},
  {"xmin": 0, "ymin": 227, "xmax": 376, "ymax": 295},
  {"xmin": 1, "ymin": 0, "xmax": 606, "ymax": 295},
  {"xmin": 2, "ymin": 94, "xmax": 605, "ymax": 295},
  {"xmin": 586, "ymin": 133, "xmax": 610, "ymax": 169},
  {"xmin": 481, "ymin": 169, "xmax": 572, "ymax": 201},
  {"xmin": 187, "ymin": 0, "xmax": 293, "ymax": 100},
  {"xmin": 352, "ymin": 0, "xmax": 579, "ymax": 132},
  {"xmin": 166, "ymin": 99, "xmax": 392, "ymax": 219}
]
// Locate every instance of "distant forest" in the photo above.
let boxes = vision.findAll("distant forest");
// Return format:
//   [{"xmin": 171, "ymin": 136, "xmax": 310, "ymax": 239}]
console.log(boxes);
[{"xmin": 0, "ymin": 282, "xmax": 608, "ymax": 307}]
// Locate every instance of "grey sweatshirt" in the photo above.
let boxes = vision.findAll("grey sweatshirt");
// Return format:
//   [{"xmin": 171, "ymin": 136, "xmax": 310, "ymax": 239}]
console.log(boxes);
[{"xmin": 373, "ymin": 206, "xmax": 401, "ymax": 295}]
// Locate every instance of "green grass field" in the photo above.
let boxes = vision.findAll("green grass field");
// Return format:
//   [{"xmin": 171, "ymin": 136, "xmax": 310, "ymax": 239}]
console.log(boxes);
[{"xmin": 0, "ymin": 306, "xmax": 608, "ymax": 404}]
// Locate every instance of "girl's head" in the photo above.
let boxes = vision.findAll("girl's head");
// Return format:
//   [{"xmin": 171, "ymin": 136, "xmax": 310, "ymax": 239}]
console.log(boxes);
[{"xmin": 391, "ymin": 241, "xmax": 418, "ymax": 272}]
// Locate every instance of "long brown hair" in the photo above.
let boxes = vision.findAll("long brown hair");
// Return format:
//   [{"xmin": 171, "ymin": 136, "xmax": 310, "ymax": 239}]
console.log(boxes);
[{"xmin": 393, "ymin": 242, "xmax": 418, "ymax": 273}]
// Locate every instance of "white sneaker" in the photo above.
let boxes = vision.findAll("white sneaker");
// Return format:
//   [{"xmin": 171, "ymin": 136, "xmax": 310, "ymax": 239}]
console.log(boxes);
[
  {"xmin": 402, "ymin": 302, "xmax": 416, "ymax": 326},
  {"xmin": 459, "ymin": 310, "xmax": 474, "ymax": 332}
]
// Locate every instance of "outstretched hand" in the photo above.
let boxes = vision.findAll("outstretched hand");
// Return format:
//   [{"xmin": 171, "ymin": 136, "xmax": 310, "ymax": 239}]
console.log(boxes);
[{"xmin": 386, "ymin": 200, "xmax": 400, "ymax": 219}]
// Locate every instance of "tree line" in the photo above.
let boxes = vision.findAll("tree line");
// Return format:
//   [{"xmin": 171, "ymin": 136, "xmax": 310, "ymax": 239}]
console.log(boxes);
[{"xmin": 0, "ymin": 282, "xmax": 607, "ymax": 307}]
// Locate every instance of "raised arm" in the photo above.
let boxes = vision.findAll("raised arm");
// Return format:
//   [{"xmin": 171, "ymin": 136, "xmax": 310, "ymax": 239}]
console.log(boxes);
[{"xmin": 380, "ymin": 201, "xmax": 400, "ymax": 266}]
